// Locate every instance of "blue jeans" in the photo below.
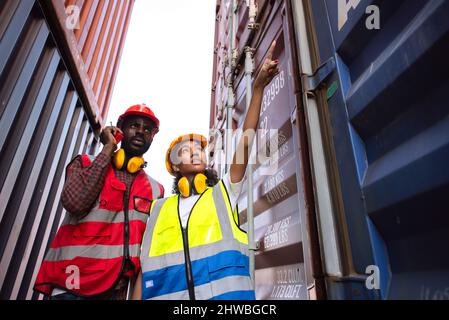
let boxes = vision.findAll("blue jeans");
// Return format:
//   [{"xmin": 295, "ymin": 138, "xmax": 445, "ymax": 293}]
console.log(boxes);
[
  {"xmin": 51, "ymin": 292, "xmax": 91, "ymax": 300},
  {"xmin": 50, "ymin": 290, "xmax": 125, "ymax": 300}
]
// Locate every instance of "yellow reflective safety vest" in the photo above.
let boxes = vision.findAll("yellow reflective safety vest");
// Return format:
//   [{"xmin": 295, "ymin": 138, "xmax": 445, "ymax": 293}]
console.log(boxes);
[{"xmin": 140, "ymin": 180, "xmax": 255, "ymax": 300}]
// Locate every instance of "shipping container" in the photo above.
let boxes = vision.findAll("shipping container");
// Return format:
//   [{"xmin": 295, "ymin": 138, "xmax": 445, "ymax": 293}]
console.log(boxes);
[
  {"xmin": 0, "ymin": 0, "xmax": 134, "ymax": 299},
  {"xmin": 209, "ymin": 0, "xmax": 449, "ymax": 300},
  {"xmin": 209, "ymin": 0, "xmax": 324, "ymax": 300}
]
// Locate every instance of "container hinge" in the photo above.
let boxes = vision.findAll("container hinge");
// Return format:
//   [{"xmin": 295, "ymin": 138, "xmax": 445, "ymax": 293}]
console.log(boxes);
[
  {"xmin": 304, "ymin": 57, "xmax": 336, "ymax": 93},
  {"xmin": 249, "ymin": 240, "xmax": 260, "ymax": 251}
]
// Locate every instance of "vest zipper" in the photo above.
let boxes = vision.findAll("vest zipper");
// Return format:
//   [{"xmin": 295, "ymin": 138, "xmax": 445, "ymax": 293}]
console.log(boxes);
[
  {"xmin": 177, "ymin": 192, "xmax": 207, "ymax": 300},
  {"xmin": 103, "ymin": 175, "xmax": 135, "ymax": 298},
  {"xmin": 181, "ymin": 227, "xmax": 195, "ymax": 300},
  {"xmin": 123, "ymin": 192, "xmax": 130, "ymax": 261}
]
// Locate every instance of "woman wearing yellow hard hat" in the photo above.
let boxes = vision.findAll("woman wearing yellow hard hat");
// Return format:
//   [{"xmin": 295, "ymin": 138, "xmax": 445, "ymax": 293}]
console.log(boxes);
[{"xmin": 133, "ymin": 41, "xmax": 279, "ymax": 300}]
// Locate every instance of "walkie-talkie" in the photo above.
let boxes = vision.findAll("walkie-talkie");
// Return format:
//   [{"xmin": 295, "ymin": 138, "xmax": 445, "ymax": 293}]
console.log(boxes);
[{"xmin": 111, "ymin": 122, "xmax": 123, "ymax": 143}]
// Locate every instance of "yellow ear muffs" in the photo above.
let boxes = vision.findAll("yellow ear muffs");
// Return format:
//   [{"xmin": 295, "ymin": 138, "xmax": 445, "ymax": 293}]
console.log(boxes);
[
  {"xmin": 113, "ymin": 149, "xmax": 145, "ymax": 174},
  {"xmin": 127, "ymin": 157, "xmax": 145, "ymax": 174},
  {"xmin": 113, "ymin": 148, "xmax": 126, "ymax": 170},
  {"xmin": 178, "ymin": 176, "xmax": 191, "ymax": 198},
  {"xmin": 178, "ymin": 173, "xmax": 208, "ymax": 198},
  {"xmin": 193, "ymin": 173, "xmax": 207, "ymax": 195}
]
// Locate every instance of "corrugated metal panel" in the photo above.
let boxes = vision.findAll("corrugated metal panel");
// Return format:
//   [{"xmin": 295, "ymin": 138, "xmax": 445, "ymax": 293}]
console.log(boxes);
[
  {"xmin": 306, "ymin": 0, "xmax": 449, "ymax": 299},
  {"xmin": 209, "ymin": 0, "xmax": 221, "ymax": 129},
  {"xmin": 209, "ymin": 0, "xmax": 324, "ymax": 300},
  {"xmin": 39, "ymin": 0, "xmax": 135, "ymax": 127},
  {"xmin": 0, "ymin": 0, "xmax": 132, "ymax": 300}
]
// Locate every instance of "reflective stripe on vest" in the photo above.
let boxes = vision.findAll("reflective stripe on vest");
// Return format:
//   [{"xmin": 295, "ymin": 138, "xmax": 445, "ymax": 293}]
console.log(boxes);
[
  {"xmin": 45, "ymin": 244, "xmax": 141, "ymax": 261},
  {"xmin": 147, "ymin": 175, "xmax": 162, "ymax": 199},
  {"xmin": 140, "ymin": 180, "xmax": 255, "ymax": 300},
  {"xmin": 51, "ymin": 203, "xmax": 150, "ymax": 263},
  {"xmin": 147, "ymin": 275, "xmax": 256, "ymax": 300},
  {"xmin": 62, "ymin": 208, "xmax": 149, "ymax": 225}
]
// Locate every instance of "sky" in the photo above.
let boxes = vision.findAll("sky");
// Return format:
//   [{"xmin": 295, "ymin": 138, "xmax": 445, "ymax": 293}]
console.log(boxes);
[{"xmin": 106, "ymin": 0, "xmax": 216, "ymax": 194}]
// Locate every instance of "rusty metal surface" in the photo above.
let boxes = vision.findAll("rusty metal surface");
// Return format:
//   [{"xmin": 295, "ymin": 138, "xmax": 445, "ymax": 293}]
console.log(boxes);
[{"xmin": 39, "ymin": 0, "xmax": 135, "ymax": 128}]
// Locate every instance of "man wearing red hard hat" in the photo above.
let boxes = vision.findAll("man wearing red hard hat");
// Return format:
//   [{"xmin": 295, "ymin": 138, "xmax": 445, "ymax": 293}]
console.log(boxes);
[{"xmin": 34, "ymin": 104, "xmax": 164, "ymax": 300}]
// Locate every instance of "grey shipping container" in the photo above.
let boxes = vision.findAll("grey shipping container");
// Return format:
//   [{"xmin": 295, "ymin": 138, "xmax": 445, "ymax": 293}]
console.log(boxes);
[
  {"xmin": 209, "ymin": 0, "xmax": 449, "ymax": 299},
  {"xmin": 0, "ymin": 0, "xmax": 134, "ymax": 299}
]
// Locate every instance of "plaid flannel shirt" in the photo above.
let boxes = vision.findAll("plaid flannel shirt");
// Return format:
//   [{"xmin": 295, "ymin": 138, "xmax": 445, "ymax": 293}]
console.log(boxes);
[{"xmin": 61, "ymin": 150, "xmax": 137, "ymax": 215}]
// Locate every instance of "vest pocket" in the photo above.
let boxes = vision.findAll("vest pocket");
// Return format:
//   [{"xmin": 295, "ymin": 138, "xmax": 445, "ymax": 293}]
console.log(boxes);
[
  {"xmin": 207, "ymin": 253, "xmax": 246, "ymax": 273},
  {"xmin": 99, "ymin": 177, "xmax": 126, "ymax": 211},
  {"xmin": 207, "ymin": 253, "xmax": 248, "ymax": 298},
  {"xmin": 208, "ymin": 251, "xmax": 251, "ymax": 297},
  {"xmin": 151, "ymin": 225, "xmax": 182, "ymax": 256},
  {"xmin": 133, "ymin": 196, "xmax": 151, "ymax": 214}
]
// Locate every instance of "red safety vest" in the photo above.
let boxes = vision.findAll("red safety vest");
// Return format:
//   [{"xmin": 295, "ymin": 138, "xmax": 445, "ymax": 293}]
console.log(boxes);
[{"xmin": 34, "ymin": 155, "xmax": 164, "ymax": 297}]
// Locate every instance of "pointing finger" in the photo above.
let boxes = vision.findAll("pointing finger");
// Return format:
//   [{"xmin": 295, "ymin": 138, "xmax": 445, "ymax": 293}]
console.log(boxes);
[
  {"xmin": 268, "ymin": 60, "xmax": 279, "ymax": 68},
  {"xmin": 267, "ymin": 40, "xmax": 276, "ymax": 60}
]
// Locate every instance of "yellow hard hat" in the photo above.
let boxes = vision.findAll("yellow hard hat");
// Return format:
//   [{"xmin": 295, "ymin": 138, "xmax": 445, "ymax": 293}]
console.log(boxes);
[{"xmin": 165, "ymin": 133, "xmax": 208, "ymax": 176}]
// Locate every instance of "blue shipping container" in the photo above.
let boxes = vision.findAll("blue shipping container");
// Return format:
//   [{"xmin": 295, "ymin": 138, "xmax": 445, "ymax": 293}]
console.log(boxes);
[{"xmin": 308, "ymin": 0, "xmax": 449, "ymax": 299}]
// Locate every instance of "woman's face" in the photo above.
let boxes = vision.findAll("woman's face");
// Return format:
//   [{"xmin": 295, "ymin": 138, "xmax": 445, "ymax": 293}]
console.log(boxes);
[{"xmin": 172, "ymin": 140, "xmax": 207, "ymax": 175}]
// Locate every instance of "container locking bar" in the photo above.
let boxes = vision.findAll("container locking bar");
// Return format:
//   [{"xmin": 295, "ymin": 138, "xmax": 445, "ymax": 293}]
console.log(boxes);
[
  {"xmin": 304, "ymin": 56, "xmax": 336, "ymax": 93},
  {"xmin": 249, "ymin": 240, "xmax": 260, "ymax": 251}
]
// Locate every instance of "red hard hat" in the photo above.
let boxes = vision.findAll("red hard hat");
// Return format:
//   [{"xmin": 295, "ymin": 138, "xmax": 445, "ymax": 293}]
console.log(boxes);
[{"xmin": 117, "ymin": 103, "xmax": 160, "ymax": 130}]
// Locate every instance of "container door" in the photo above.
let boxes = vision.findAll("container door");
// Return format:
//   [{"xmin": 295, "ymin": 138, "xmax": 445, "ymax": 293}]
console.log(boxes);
[
  {"xmin": 237, "ymin": 0, "xmax": 319, "ymax": 300},
  {"xmin": 308, "ymin": 0, "xmax": 449, "ymax": 299}
]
